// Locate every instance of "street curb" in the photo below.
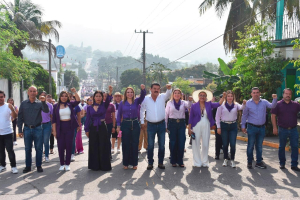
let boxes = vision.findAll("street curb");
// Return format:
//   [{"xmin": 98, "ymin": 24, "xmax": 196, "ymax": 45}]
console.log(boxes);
[{"xmin": 210, "ymin": 131, "xmax": 300, "ymax": 154}]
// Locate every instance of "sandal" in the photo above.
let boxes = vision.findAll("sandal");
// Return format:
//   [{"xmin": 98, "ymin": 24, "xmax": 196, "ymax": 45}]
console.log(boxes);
[
  {"xmin": 133, "ymin": 166, "xmax": 137, "ymax": 170},
  {"xmin": 172, "ymin": 164, "xmax": 177, "ymax": 167},
  {"xmin": 180, "ymin": 165, "xmax": 185, "ymax": 168},
  {"xmin": 123, "ymin": 166, "xmax": 128, "ymax": 170}
]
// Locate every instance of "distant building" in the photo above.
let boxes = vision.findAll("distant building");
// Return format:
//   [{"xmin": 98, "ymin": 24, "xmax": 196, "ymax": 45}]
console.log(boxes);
[{"xmin": 186, "ymin": 77, "xmax": 212, "ymax": 90}]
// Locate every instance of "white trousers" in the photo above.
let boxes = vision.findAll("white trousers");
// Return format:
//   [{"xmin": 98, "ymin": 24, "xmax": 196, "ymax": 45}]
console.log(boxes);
[{"xmin": 192, "ymin": 120, "xmax": 211, "ymax": 167}]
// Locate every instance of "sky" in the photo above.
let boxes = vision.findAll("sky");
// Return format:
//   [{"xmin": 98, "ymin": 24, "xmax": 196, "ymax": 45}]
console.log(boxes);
[{"xmin": 23, "ymin": 0, "xmax": 233, "ymax": 64}]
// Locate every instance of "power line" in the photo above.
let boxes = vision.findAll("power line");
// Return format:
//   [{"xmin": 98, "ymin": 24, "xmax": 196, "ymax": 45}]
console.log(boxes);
[
  {"xmin": 138, "ymin": 0, "xmax": 165, "ymax": 28},
  {"xmin": 167, "ymin": 0, "xmax": 280, "ymax": 65},
  {"xmin": 123, "ymin": 32, "xmax": 135, "ymax": 55}
]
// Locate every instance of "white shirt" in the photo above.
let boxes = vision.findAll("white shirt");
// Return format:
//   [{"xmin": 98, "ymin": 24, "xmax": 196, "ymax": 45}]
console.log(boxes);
[
  {"xmin": 140, "ymin": 89, "xmax": 172, "ymax": 124},
  {"xmin": 0, "ymin": 103, "xmax": 13, "ymax": 135}
]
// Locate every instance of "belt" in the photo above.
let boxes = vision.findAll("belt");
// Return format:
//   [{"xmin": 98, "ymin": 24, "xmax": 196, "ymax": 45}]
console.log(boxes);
[
  {"xmin": 25, "ymin": 123, "xmax": 41, "ymax": 129},
  {"xmin": 221, "ymin": 120, "xmax": 236, "ymax": 124},
  {"xmin": 42, "ymin": 121, "xmax": 51, "ymax": 124},
  {"xmin": 169, "ymin": 118, "xmax": 185, "ymax": 123},
  {"xmin": 279, "ymin": 126, "xmax": 297, "ymax": 130},
  {"xmin": 248, "ymin": 123, "xmax": 265, "ymax": 128},
  {"xmin": 148, "ymin": 120, "xmax": 164, "ymax": 125},
  {"xmin": 123, "ymin": 118, "xmax": 138, "ymax": 121}
]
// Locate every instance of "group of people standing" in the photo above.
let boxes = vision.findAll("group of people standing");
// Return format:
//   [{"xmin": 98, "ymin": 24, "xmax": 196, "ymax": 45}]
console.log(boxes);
[{"xmin": 0, "ymin": 83, "xmax": 299, "ymax": 174}]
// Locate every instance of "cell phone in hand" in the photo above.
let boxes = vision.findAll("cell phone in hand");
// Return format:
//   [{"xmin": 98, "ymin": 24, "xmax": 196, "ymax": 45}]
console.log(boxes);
[{"xmin": 191, "ymin": 133, "xmax": 195, "ymax": 140}]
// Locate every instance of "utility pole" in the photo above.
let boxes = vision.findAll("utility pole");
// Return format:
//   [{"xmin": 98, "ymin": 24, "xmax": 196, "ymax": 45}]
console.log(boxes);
[
  {"xmin": 135, "ymin": 30, "xmax": 153, "ymax": 85},
  {"xmin": 48, "ymin": 39, "xmax": 52, "ymax": 95},
  {"xmin": 116, "ymin": 66, "xmax": 119, "ymax": 89}
]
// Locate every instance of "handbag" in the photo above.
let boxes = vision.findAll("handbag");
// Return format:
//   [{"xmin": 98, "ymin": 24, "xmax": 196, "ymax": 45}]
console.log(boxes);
[{"xmin": 117, "ymin": 131, "xmax": 122, "ymax": 138}]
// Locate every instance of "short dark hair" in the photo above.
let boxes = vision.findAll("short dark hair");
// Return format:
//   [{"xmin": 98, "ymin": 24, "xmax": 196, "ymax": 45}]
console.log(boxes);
[
  {"xmin": 283, "ymin": 88, "xmax": 293, "ymax": 94},
  {"xmin": 46, "ymin": 94, "xmax": 52, "ymax": 98},
  {"xmin": 151, "ymin": 83, "xmax": 160, "ymax": 89},
  {"xmin": 251, "ymin": 87, "xmax": 260, "ymax": 92},
  {"xmin": 0, "ymin": 90, "xmax": 5, "ymax": 97},
  {"xmin": 40, "ymin": 91, "xmax": 47, "ymax": 95}
]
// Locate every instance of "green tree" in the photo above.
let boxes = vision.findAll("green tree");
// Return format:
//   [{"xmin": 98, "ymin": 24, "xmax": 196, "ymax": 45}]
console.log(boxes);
[
  {"xmin": 198, "ymin": 0, "xmax": 299, "ymax": 54},
  {"xmin": 23, "ymin": 61, "xmax": 57, "ymax": 99},
  {"xmin": 147, "ymin": 62, "xmax": 171, "ymax": 86},
  {"xmin": 206, "ymin": 82, "xmax": 218, "ymax": 92},
  {"xmin": 64, "ymin": 70, "xmax": 80, "ymax": 91},
  {"xmin": 291, "ymin": 39, "xmax": 300, "ymax": 93},
  {"xmin": 120, "ymin": 68, "xmax": 142, "ymax": 88},
  {"xmin": 2, "ymin": 0, "xmax": 62, "ymax": 58},
  {"xmin": 0, "ymin": 9, "xmax": 31, "ymax": 82},
  {"xmin": 172, "ymin": 77, "xmax": 195, "ymax": 95},
  {"xmin": 78, "ymin": 67, "xmax": 88, "ymax": 80},
  {"xmin": 167, "ymin": 64, "xmax": 206, "ymax": 81}
]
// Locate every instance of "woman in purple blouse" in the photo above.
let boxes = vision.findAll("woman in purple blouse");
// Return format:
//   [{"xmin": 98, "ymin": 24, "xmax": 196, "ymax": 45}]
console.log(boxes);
[
  {"xmin": 52, "ymin": 88, "xmax": 80, "ymax": 171},
  {"xmin": 84, "ymin": 86, "xmax": 113, "ymax": 171},
  {"xmin": 116, "ymin": 84, "xmax": 146, "ymax": 170},
  {"xmin": 188, "ymin": 90, "xmax": 226, "ymax": 168}
]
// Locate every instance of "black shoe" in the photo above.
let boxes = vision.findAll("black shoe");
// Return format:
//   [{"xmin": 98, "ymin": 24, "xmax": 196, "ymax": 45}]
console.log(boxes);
[
  {"xmin": 158, "ymin": 164, "xmax": 165, "ymax": 169},
  {"xmin": 23, "ymin": 167, "xmax": 31, "ymax": 173},
  {"xmin": 37, "ymin": 166, "xmax": 43, "ymax": 172},
  {"xmin": 247, "ymin": 163, "xmax": 252, "ymax": 169},
  {"xmin": 291, "ymin": 166, "xmax": 300, "ymax": 171},
  {"xmin": 255, "ymin": 162, "xmax": 267, "ymax": 169},
  {"xmin": 280, "ymin": 165, "xmax": 285, "ymax": 169},
  {"xmin": 147, "ymin": 164, "xmax": 153, "ymax": 170},
  {"xmin": 215, "ymin": 156, "xmax": 219, "ymax": 160}
]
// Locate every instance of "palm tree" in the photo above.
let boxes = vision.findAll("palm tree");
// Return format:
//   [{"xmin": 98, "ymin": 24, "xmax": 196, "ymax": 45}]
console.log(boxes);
[
  {"xmin": 2, "ymin": 0, "xmax": 62, "ymax": 58},
  {"xmin": 199, "ymin": 0, "xmax": 300, "ymax": 54}
]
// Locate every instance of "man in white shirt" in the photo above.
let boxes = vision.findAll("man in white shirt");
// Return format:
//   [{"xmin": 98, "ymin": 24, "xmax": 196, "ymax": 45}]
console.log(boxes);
[
  {"xmin": 140, "ymin": 83, "xmax": 172, "ymax": 170},
  {"xmin": 0, "ymin": 90, "xmax": 18, "ymax": 174}
]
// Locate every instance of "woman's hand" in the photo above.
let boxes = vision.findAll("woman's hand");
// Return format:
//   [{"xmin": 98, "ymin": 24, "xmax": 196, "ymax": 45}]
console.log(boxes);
[
  {"xmin": 108, "ymin": 85, "xmax": 113, "ymax": 95},
  {"xmin": 116, "ymin": 127, "xmax": 120, "ymax": 134},
  {"xmin": 188, "ymin": 129, "xmax": 192, "ymax": 136},
  {"xmin": 217, "ymin": 128, "xmax": 221, "ymax": 135},
  {"xmin": 85, "ymin": 132, "xmax": 89, "ymax": 138},
  {"xmin": 141, "ymin": 84, "xmax": 145, "ymax": 90},
  {"xmin": 112, "ymin": 127, "xmax": 116, "ymax": 133},
  {"xmin": 71, "ymin": 88, "xmax": 77, "ymax": 93},
  {"xmin": 53, "ymin": 131, "xmax": 57, "ymax": 138}
]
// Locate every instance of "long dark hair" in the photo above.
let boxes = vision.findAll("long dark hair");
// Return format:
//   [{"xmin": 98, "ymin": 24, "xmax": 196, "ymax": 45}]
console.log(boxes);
[
  {"xmin": 7, "ymin": 98, "xmax": 14, "ymax": 106},
  {"xmin": 93, "ymin": 90, "xmax": 104, "ymax": 105},
  {"xmin": 55, "ymin": 91, "xmax": 70, "ymax": 112}
]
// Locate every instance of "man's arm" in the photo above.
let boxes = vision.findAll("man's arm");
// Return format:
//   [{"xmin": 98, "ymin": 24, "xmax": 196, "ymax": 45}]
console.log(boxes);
[
  {"xmin": 266, "ymin": 94, "xmax": 277, "ymax": 109},
  {"xmin": 271, "ymin": 114, "xmax": 278, "ymax": 135},
  {"xmin": 241, "ymin": 105, "xmax": 249, "ymax": 130},
  {"xmin": 17, "ymin": 103, "xmax": 24, "ymax": 137},
  {"xmin": 8, "ymin": 103, "xmax": 17, "ymax": 119},
  {"xmin": 140, "ymin": 101, "xmax": 146, "ymax": 125}
]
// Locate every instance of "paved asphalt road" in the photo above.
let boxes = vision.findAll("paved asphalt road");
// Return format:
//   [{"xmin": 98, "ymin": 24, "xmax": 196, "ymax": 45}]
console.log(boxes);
[{"xmin": 1, "ymin": 130, "xmax": 300, "ymax": 200}]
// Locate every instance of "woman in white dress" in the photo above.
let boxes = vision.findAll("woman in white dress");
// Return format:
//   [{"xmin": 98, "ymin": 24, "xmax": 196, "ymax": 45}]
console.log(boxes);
[{"xmin": 188, "ymin": 90, "xmax": 226, "ymax": 167}]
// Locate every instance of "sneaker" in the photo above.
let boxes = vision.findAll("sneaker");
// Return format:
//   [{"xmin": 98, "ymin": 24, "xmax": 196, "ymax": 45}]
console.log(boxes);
[
  {"xmin": 13, "ymin": 141, "xmax": 18, "ymax": 145},
  {"xmin": 291, "ymin": 166, "xmax": 300, "ymax": 171},
  {"xmin": 111, "ymin": 149, "xmax": 114, "ymax": 154},
  {"xmin": 45, "ymin": 157, "xmax": 50, "ymax": 163},
  {"xmin": 231, "ymin": 161, "xmax": 236, "ymax": 168},
  {"xmin": 65, "ymin": 165, "xmax": 70, "ymax": 171},
  {"xmin": 247, "ymin": 163, "xmax": 252, "ymax": 169},
  {"xmin": 37, "ymin": 166, "xmax": 43, "ymax": 172},
  {"xmin": 79, "ymin": 151, "xmax": 84, "ymax": 154},
  {"xmin": 59, "ymin": 165, "xmax": 65, "ymax": 171},
  {"xmin": 11, "ymin": 167, "xmax": 18, "ymax": 174},
  {"xmin": 23, "ymin": 167, "xmax": 31, "ymax": 173},
  {"xmin": 138, "ymin": 149, "xmax": 141, "ymax": 153},
  {"xmin": 215, "ymin": 155, "xmax": 219, "ymax": 160},
  {"xmin": 158, "ymin": 164, "xmax": 165, "ymax": 169},
  {"xmin": 147, "ymin": 164, "xmax": 153, "ymax": 170},
  {"xmin": 220, "ymin": 149, "xmax": 223, "ymax": 154},
  {"xmin": 0, "ymin": 166, "xmax": 6, "ymax": 172},
  {"xmin": 117, "ymin": 149, "xmax": 121, "ymax": 154},
  {"xmin": 71, "ymin": 154, "xmax": 75, "ymax": 162},
  {"xmin": 222, "ymin": 159, "xmax": 228, "ymax": 167},
  {"xmin": 280, "ymin": 165, "xmax": 285, "ymax": 169},
  {"xmin": 255, "ymin": 162, "xmax": 267, "ymax": 169}
]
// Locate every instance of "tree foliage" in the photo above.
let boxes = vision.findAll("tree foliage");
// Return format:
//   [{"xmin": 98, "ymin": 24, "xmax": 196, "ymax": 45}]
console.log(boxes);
[
  {"xmin": 167, "ymin": 64, "xmax": 207, "ymax": 81},
  {"xmin": 172, "ymin": 77, "xmax": 195, "ymax": 95},
  {"xmin": 291, "ymin": 39, "xmax": 300, "ymax": 93},
  {"xmin": 23, "ymin": 61, "xmax": 57, "ymax": 99},
  {"xmin": 0, "ymin": 9, "xmax": 31, "ymax": 82},
  {"xmin": 120, "ymin": 68, "xmax": 142, "ymax": 88},
  {"xmin": 147, "ymin": 62, "xmax": 171, "ymax": 86},
  {"xmin": 64, "ymin": 70, "xmax": 80, "ymax": 91}
]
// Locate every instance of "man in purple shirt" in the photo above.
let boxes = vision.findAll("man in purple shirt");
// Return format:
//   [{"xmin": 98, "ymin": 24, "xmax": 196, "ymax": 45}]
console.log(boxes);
[
  {"xmin": 241, "ymin": 87, "xmax": 277, "ymax": 169},
  {"xmin": 271, "ymin": 88, "xmax": 300, "ymax": 171},
  {"xmin": 40, "ymin": 91, "xmax": 53, "ymax": 163}
]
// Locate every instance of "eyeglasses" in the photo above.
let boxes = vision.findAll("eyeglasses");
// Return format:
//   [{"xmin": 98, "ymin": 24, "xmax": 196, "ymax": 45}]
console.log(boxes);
[{"xmin": 199, "ymin": 95, "xmax": 207, "ymax": 97}]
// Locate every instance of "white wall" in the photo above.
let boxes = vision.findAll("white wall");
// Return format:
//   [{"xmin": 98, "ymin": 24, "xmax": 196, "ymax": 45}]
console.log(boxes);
[
  {"xmin": 12, "ymin": 82, "xmax": 21, "ymax": 107},
  {"xmin": 0, "ymin": 79, "xmax": 9, "ymax": 98}
]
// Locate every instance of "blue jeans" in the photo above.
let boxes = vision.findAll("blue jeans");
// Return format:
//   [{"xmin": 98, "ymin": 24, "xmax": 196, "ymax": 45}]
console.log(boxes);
[
  {"xmin": 24, "ymin": 125, "xmax": 43, "ymax": 167},
  {"xmin": 247, "ymin": 124, "xmax": 265, "ymax": 164},
  {"xmin": 278, "ymin": 127, "xmax": 299, "ymax": 167},
  {"xmin": 72, "ymin": 128, "xmax": 77, "ymax": 154},
  {"xmin": 42, "ymin": 122, "xmax": 52, "ymax": 157},
  {"xmin": 168, "ymin": 120, "xmax": 186, "ymax": 165},
  {"xmin": 121, "ymin": 120, "xmax": 140, "ymax": 166},
  {"xmin": 147, "ymin": 121, "xmax": 166, "ymax": 165},
  {"xmin": 221, "ymin": 122, "xmax": 237, "ymax": 160}
]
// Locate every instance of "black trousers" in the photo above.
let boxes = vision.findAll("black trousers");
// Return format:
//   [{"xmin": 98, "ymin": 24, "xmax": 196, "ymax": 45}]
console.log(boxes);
[
  {"xmin": 50, "ymin": 133, "xmax": 55, "ymax": 149},
  {"xmin": 0, "ymin": 133, "xmax": 16, "ymax": 167},
  {"xmin": 215, "ymin": 128, "xmax": 223, "ymax": 157},
  {"xmin": 12, "ymin": 119, "xmax": 17, "ymax": 142}
]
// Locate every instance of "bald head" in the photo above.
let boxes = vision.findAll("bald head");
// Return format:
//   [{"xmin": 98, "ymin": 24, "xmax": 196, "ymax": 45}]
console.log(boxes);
[{"xmin": 27, "ymin": 86, "xmax": 38, "ymax": 100}]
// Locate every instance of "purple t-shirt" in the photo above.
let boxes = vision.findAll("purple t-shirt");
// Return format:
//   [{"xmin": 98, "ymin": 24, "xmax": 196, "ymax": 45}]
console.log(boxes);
[
  {"xmin": 105, "ymin": 103, "xmax": 116, "ymax": 124},
  {"xmin": 271, "ymin": 100, "xmax": 300, "ymax": 129},
  {"xmin": 41, "ymin": 102, "xmax": 53, "ymax": 123}
]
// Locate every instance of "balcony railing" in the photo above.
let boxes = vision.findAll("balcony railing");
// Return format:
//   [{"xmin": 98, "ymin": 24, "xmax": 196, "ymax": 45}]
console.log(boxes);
[{"xmin": 267, "ymin": 13, "xmax": 300, "ymax": 40}]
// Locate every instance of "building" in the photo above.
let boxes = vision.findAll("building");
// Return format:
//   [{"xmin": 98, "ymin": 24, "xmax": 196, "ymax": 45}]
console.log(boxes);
[
  {"xmin": 186, "ymin": 76, "xmax": 213, "ymax": 90},
  {"xmin": 270, "ymin": 0, "xmax": 300, "ymax": 99}
]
